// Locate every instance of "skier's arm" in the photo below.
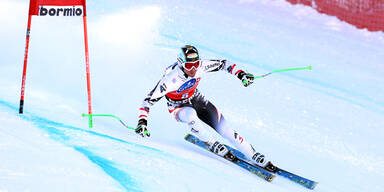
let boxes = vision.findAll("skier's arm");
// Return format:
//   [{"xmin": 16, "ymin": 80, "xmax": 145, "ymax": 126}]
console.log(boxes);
[
  {"xmin": 136, "ymin": 79, "xmax": 169, "ymax": 137},
  {"xmin": 204, "ymin": 60, "xmax": 255, "ymax": 87}
]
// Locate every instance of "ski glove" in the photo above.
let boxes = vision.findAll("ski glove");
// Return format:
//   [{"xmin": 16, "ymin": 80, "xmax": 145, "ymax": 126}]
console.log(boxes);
[
  {"xmin": 135, "ymin": 119, "xmax": 150, "ymax": 137},
  {"xmin": 239, "ymin": 71, "xmax": 255, "ymax": 87}
]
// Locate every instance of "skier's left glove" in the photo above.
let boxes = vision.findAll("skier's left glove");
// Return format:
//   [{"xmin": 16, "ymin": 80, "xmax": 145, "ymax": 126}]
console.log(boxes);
[
  {"xmin": 135, "ymin": 119, "xmax": 150, "ymax": 137},
  {"xmin": 238, "ymin": 71, "xmax": 254, "ymax": 87}
]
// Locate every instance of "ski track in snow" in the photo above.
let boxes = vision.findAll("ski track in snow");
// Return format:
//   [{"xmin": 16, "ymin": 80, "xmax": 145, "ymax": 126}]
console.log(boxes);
[{"xmin": 0, "ymin": 99, "xmax": 141, "ymax": 191}]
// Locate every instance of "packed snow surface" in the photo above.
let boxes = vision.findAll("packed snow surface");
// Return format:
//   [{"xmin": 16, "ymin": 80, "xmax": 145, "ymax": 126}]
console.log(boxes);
[{"xmin": 1, "ymin": 0, "xmax": 383, "ymax": 191}]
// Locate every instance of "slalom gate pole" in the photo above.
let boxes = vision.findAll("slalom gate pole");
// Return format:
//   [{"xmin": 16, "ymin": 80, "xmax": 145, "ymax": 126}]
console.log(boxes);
[
  {"xmin": 19, "ymin": 15, "xmax": 33, "ymax": 114},
  {"xmin": 81, "ymin": 113, "xmax": 135, "ymax": 130},
  {"xmin": 254, "ymin": 66, "xmax": 312, "ymax": 79},
  {"xmin": 83, "ymin": 9, "xmax": 93, "ymax": 128}
]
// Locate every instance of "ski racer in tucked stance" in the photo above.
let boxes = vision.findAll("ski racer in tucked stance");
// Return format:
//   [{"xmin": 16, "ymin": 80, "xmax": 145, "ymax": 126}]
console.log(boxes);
[{"xmin": 136, "ymin": 45, "xmax": 274, "ymax": 170}]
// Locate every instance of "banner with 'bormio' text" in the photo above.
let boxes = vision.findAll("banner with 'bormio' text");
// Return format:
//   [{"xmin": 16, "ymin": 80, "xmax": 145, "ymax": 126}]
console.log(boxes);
[{"xmin": 28, "ymin": 0, "xmax": 86, "ymax": 16}]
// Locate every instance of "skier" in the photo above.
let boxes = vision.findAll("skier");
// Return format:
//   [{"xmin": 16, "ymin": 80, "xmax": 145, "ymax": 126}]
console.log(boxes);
[{"xmin": 135, "ymin": 45, "xmax": 274, "ymax": 170}]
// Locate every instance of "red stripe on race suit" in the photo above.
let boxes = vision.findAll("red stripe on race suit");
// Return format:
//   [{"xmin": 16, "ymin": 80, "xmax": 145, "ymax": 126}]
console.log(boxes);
[
  {"xmin": 171, "ymin": 108, "xmax": 182, "ymax": 121},
  {"xmin": 235, "ymin": 70, "xmax": 242, "ymax": 75},
  {"xmin": 139, "ymin": 115, "xmax": 147, "ymax": 119},
  {"xmin": 139, "ymin": 107, "xmax": 149, "ymax": 113},
  {"xmin": 168, "ymin": 107, "xmax": 181, "ymax": 114},
  {"xmin": 230, "ymin": 64, "xmax": 237, "ymax": 74}
]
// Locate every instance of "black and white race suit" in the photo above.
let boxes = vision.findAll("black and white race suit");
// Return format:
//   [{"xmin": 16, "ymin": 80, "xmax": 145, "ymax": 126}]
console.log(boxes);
[{"xmin": 138, "ymin": 59, "xmax": 267, "ymax": 165}]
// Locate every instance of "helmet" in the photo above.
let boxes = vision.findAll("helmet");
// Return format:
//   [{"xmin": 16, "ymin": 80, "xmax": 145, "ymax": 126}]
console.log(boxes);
[{"xmin": 177, "ymin": 45, "xmax": 200, "ymax": 71}]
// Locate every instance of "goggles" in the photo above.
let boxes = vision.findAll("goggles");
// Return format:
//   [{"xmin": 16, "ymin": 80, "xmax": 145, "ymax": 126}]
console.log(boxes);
[{"xmin": 183, "ymin": 60, "xmax": 200, "ymax": 71}]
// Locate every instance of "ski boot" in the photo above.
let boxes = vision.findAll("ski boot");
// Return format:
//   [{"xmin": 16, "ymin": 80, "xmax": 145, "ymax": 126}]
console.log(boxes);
[
  {"xmin": 251, "ymin": 152, "xmax": 277, "ymax": 172},
  {"xmin": 210, "ymin": 141, "xmax": 230, "ymax": 157}
]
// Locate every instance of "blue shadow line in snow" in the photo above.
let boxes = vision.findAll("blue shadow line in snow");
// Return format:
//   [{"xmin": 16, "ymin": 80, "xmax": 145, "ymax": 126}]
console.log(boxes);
[
  {"xmin": 0, "ymin": 99, "xmax": 199, "ymax": 163},
  {"xmin": 0, "ymin": 99, "xmax": 204, "ymax": 190},
  {"xmin": 25, "ymin": 112, "xmax": 163, "ymax": 153},
  {"xmin": 0, "ymin": 100, "xmax": 167, "ymax": 154},
  {"xmin": 281, "ymin": 72, "xmax": 384, "ymax": 114},
  {"xmin": 74, "ymin": 147, "xmax": 142, "ymax": 192},
  {"xmin": 0, "ymin": 99, "xmax": 146, "ymax": 191},
  {"xmin": 157, "ymin": 33, "xmax": 384, "ymax": 115},
  {"xmin": 27, "ymin": 112, "xmax": 198, "ymax": 166},
  {"xmin": 36, "ymin": 123, "xmax": 141, "ymax": 192}
]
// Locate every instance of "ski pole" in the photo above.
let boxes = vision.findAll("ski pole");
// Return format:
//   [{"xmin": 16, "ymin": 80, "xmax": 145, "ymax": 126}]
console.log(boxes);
[
  {"xmin": 254, "ymin": 66, "xmax": 312, "ymax": 79},
  {"xmin": 81, "ymin": 113, "xmax": 135, "ymax": 130}
]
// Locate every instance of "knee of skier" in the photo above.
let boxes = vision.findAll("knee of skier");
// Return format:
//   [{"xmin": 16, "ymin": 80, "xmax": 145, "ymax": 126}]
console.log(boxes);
[
  {"xmin": 177, "ymin": 107, "xmax": 199, "ymax": 124},
  {"xmin": 216, "ymin": 116, "xmax": 231, "ymax": 136},
  {"xmin": 219, "ymin": 118, "xmax": 245, "ymax": 141},
  {"xmin": 217, "ymin": 117, "xmax": 244, "ymax": 145}
]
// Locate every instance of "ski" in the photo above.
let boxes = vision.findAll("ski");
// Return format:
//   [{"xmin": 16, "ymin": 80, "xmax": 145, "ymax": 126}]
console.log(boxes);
[
  {"xmin": 274, "ymin": 167, "xmax": 318, "ymax": 190},
  {"xmin": 185, "ymin": 134, "xmax": 318, "ymax": 190},
  {"xmin": 185, "ymin": 134, "xmax": 275, "ymax": 182},
  {"xmin": 225, "ymin": 144, "xmax": 318, "ymax": 190}
]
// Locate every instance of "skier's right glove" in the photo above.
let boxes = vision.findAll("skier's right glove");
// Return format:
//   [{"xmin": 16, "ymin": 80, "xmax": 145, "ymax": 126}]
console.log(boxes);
[
  {"xmin": 238, "ymin": 71, "xmax": 255, "ymax": 87},
  {"xmin": 135, "ymin": 119, "xmax": 150, "ymax": 137}
]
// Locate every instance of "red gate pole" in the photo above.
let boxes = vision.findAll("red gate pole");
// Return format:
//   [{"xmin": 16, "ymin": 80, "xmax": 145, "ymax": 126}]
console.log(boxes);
[
  {"xmin": 82, "ymin": 4, "xmax": 93, "ymax": 128},
  {"xmin": 19, "ymin": 14, "xmax": 33, "ymax": 114}
]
